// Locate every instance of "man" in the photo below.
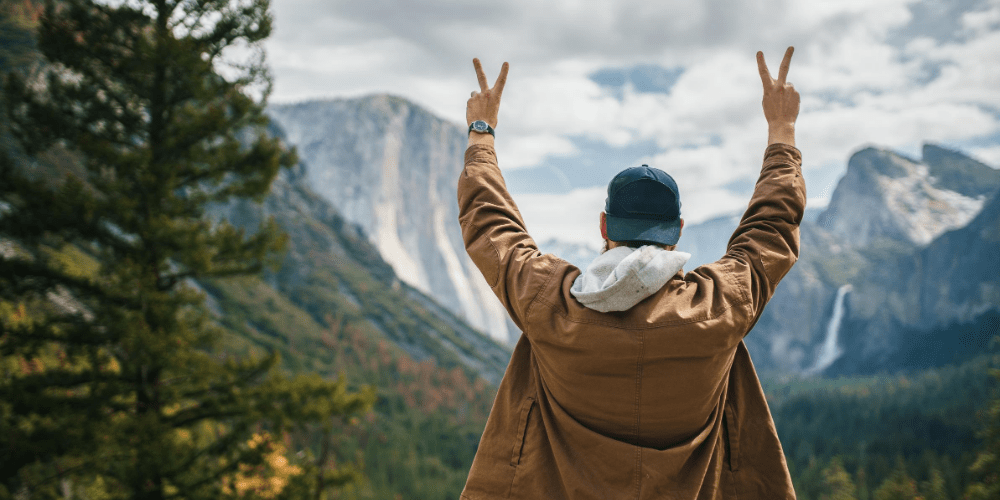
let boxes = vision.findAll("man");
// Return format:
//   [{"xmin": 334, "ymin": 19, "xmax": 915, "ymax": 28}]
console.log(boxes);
[{"xmin": 458, "ymin": 47, "xmax": 803, "ymax": 499}]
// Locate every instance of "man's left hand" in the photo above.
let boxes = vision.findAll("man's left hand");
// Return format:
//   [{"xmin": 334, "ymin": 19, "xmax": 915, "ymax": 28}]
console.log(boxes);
[{"xmin": 467, "ymin": 58, "xmax": 509, "ymax": 129}]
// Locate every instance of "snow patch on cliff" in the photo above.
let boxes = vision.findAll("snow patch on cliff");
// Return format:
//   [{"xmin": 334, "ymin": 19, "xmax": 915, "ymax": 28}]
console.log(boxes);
[{"xmin": 879, "ymin": 162, "xmax": 986, "ymax": 245}]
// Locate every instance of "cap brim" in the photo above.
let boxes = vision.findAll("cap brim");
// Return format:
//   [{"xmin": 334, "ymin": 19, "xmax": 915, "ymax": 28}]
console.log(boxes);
[{"xmin": 605, "ymin": 215, "xmax": 682, "ymax": 246}]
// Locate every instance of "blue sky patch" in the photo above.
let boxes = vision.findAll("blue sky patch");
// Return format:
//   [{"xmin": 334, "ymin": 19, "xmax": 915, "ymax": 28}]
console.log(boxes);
[
  {"xmin": 505, "ymin": 136, "xmax": 661, "ymax": 194},
  {"xmin": 589, "ymin": 64, "xmax": 684, "ymax": 99}
]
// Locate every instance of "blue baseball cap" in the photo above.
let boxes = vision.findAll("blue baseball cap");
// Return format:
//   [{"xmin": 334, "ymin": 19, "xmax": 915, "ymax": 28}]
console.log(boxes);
[{"xmin": 604, "ymin": 164, "xmax": 682, "ymax": 246}]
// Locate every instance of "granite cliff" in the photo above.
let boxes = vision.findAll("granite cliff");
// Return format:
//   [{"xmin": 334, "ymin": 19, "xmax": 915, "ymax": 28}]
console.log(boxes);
[{"xmin": 268, "ymin": 96, "xmax": 514, "ymax": 344}]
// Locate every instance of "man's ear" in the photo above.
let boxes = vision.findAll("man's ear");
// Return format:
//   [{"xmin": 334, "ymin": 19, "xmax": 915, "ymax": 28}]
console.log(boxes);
[
  {"xmin": 600, "ymin": 212, "xmax": 608, "ymax": 240},
  {"xmin": 679, "ymin": 218, "xmax": 684, "ymax": 237}
]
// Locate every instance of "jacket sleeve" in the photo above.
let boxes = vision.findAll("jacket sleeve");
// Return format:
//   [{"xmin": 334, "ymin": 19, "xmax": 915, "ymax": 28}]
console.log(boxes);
[
  {"xmin": 713, "ymin": 143, "xmax": 805, "ymax": 334},
  {"xmin": 457, "ymin": 144, "xmax": 562, "ymax": 330}
]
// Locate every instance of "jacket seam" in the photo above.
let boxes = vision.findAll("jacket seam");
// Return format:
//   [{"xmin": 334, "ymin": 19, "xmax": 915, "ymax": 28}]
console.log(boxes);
[
  {"xmin": 634, "ymin": 329, "xmax": 645, "ymax": 499},
  {"xmin": 724, "ymin": 257, "xmax": 754, "ymax": 335},
  {"xmin": 524, "ymin": 257, "xmax": 560, "ymax": 321},
  {"xmin": 727, "ymin": 259, "xmax": 751, "ymax": 309},
  {"xmin": 462, "ymin": 219, "xmax": 502, "ymax": 288}
]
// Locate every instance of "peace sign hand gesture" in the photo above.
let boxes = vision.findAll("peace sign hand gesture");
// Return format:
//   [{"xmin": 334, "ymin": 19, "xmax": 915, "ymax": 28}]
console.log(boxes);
[
  {"xmin": 757, "ymin": 47, "xmax": 800, "ymax": 139},
  {"xmin": 467, "ymin": 58, "xmax": 509, "ymax": 129}
]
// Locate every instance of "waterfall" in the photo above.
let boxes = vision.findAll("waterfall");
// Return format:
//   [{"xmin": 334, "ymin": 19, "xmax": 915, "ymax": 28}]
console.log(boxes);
[{"xmin": 805, "ymin": 284, "xmax": 852, "ymax": 375}]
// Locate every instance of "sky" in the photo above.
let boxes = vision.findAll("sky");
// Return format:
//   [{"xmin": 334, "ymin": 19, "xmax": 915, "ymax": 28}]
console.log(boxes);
[{"xmin": 264, "ymin": 0, "xmax": 1000, "ymax": 248}]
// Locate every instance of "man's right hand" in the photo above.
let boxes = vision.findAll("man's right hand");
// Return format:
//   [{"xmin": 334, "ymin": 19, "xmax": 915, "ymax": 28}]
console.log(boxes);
[
  {"xmin": 757, "ymin": 47, "xmax": 799, "ymax": 147},
  {"xmin": 467, "ymin": 58, "xmax": 509, "ymax": 147}
]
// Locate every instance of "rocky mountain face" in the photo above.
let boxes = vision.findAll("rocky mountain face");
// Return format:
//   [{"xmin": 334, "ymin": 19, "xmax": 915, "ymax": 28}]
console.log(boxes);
[
  {"xmin": 267, "ymin": 96, "xmax": 514, "ymax": 344},
  {"xmin": 826, "ymin": 182, "xmax": 1000, "ymax": 374},
  {"xmin": 816, "ymin": 145, "xmax": 994, "ymax": 248},
  {"xmin": 205, "ymin": 124, "xmax": 511, "ymax": 384},
  {"xmin": 750, "ymin": 144, "xmax": 1000, "ymax": 374}
]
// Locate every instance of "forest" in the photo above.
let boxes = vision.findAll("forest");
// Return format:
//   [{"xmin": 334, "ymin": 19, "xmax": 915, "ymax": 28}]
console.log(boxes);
[{"xmin": 1, "ymin": 0, "xmax": 998, "ymax": 499}]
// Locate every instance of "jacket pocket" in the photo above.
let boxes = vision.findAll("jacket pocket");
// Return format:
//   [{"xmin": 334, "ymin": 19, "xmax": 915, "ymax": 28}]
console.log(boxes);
[
  {"xmin": 510, "ymin": 396, "xmax": 535, "ymax": 467},
  {"xmin": 723, "ymin": 401, "xmax": 740, "ymax": 471}
]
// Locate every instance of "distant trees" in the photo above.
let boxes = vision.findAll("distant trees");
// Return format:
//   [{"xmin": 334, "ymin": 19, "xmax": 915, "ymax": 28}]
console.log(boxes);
[
  {"xmin": 0, "ymin": 0, "xmax": 373, "ymax": 498},
  {"xmin": 819, "ymin": 458, "xmax": 857, "ymax": 500},
  {"xmin": 964, "ymin": 338, "xmax": 1000, "ymax": 500},
  {"xmin": 872, "ymin": 460, "xmax": 921, "ymax": 500},
  {"xmin": 768, "ymin": 351, "xmax": 998, "ymax": 500}
]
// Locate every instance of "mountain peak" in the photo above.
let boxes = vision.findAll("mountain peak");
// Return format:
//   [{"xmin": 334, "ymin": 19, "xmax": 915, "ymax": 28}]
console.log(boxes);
[
  {"xmin": 847, "ymin": 147, "xmax": 918, "ymax": 179},
  {"xmin": 817, "ymin": 144, "xmax": 991, "ymax": 248},
  {"xmin": 921, "ymin": 143, "xmax": 1000, "ymax": 197}
]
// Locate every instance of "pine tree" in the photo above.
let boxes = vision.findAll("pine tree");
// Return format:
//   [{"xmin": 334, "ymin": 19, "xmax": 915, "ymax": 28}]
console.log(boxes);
[
  {"xmin": 820, "ymin": 457, "xmax": 858, "ymax": 500},
  {"xmin": 920, "ymin": 467, "xmax": 947, "ymax": 500},
  {"xmin": 873, "ymin": 458, "xmax": 921, "ymax": 500},
  {"xmin": 0, "ymin": 0, "xmax": 374, "ymax": 498}
]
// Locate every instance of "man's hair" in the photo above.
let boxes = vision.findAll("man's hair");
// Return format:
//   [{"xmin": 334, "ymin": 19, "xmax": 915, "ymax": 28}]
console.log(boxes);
[
  {"xmin": 619, "ymin": 240, "xmax": 659, "ymax": 248},
  {"xmin": 601, "ymin": 239, "xmax": 665, "ymax": 253}
]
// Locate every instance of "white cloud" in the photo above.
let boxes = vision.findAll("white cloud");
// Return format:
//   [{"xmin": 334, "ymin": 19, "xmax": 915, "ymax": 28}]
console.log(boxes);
[
  {"xmin": 502, "ymin": 134, "xmax": 578, "ymax": 171},
  {"xmin": 799, "ymin": 102, "xmax": 1000, "ymax": 166},
  {"xmin": 962, "ymin": 2, "xmax": 1000, "ymax": 34},
  {"xmin": 970, "ymin": 145, "xmax": 1000, "ymax": 168},
  {"xmin": 514, "ymin": 187, "xmax": 607, "ymax": 247}
]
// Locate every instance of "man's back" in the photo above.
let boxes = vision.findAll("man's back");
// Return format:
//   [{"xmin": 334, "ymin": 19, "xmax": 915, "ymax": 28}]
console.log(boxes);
[
  {"xmin": 458, "ymin": 49, "xmax": 803, "ymax": 499},
  {"xmin": 458, "ymin": 143, "xmax": 802, "ymax": 499}
]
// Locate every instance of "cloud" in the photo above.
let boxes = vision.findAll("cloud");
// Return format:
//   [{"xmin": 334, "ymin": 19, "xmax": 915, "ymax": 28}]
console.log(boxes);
[
  {"xmin": 514, "ymin": 187, "xmax": 606, "ymax": 247},
  {"xmin": 971, "ymin": 145, "xmax": 1000, "ymax": 167},
  {"xmin": 501, "ymin": 133, "xmax": 578, "ymax": 171},
  {"xmin": 266, "ymin": 0, "xmax": 916, "ymax": 110},
  {"xmin": 590, "ymin": 65, "xmax": 685, "ymax": 97}
]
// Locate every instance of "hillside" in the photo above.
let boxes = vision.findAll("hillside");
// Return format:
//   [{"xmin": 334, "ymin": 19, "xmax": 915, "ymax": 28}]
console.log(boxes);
[{"xmin": 766, "ymin": 352, "xmax": 998, "ymax": 500}]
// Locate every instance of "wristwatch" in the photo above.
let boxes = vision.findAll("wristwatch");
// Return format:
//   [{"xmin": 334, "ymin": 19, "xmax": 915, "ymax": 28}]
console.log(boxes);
[{"xmin": 468, "ymin": 120, "xmax": 495, "ymax": 137}]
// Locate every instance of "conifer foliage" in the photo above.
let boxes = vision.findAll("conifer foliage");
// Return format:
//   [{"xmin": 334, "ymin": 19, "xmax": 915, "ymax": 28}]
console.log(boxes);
[{"xmin": 0, "ymin": 1, "xmax": 373, "ymax": 498}]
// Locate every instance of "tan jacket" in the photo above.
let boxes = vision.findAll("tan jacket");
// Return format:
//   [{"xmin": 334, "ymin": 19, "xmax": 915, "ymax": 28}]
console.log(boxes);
[{"xmin": 457, "ymin": 143, "xmax": 805, "ymax": 500}]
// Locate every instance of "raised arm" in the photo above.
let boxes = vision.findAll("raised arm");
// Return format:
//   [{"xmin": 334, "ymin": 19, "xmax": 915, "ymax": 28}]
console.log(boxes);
[
  {"xmin": 713, "ymin": 47, "xmax": 806, "ymax": 334},
  {"xmin": 458, "ymin": 59, "xmax": 561, "ymax": 330}
]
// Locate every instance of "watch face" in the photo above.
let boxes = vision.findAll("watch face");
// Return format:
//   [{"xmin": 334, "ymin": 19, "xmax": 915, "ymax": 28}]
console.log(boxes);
[{"xmin": 473, "ymin": 121, "xmax": 488, "ymax": 132}]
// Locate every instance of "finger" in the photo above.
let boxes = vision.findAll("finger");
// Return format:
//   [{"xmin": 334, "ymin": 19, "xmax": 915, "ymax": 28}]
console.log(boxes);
[
  {"xmin": 473, "ymin": 58, "xmax": 489, "ymax": 92},
  {"xmin": 493, "ymin": 62, "xmax": 509, "ymax": 99},
  {"xmin": 777, "ymin": 46, "xmax": 794, "ymax": 85},
  {"xmin": 757, "ymin": 51, "xmax": 772, "ymax": 88},
  {"xmin": 471, "ymin": 91, "xmax": 477, "ymax": 98}
]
